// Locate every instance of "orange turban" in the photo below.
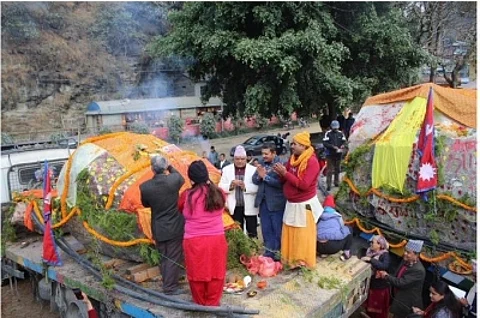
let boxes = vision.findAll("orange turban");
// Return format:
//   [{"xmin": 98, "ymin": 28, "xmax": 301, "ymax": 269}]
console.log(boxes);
[{"xmin": 293, "ymin": 131, "xmax": 311, "ymax": 147}]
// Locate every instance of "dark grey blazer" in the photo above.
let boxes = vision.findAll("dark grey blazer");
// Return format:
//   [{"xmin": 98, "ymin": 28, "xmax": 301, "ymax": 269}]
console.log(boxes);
[
  {"xmin": 387, "ymin": 260, "xmax": 426, "ymax": 318},
  {"xmin": 252, "ymin": 157, "xmax": 286, "ymax": 212}
]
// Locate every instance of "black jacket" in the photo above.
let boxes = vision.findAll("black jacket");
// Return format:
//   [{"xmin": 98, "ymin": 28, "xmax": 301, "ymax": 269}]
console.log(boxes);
[
  {"xmin": 215, "ymin": 159, "xmax": 231, "ymax": 170},
  {"xmin": 369, "ymin": 252, "xmax": 391, "ymax": 289},
  {"xmin": 387, "ymin": 260, "xmax": 426, "ymax": 317},
  {"xmin": 140, "ymin": 166, "xmax": 185, "ymax": 242},
  {"xmin": 323, "ymin": 129, "xmax": 346, "ymax": 157}
]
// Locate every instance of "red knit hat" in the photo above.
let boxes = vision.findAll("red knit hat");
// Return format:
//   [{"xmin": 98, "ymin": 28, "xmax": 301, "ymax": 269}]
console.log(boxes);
[{"xmin": 323, "ymin": 195, "xmax": 335, "ymax": 208}]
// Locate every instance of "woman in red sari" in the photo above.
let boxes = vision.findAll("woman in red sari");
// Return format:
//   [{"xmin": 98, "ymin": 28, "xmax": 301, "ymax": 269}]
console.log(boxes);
[{"xmin": 180, "ymin": 160, "xmax": 227, "ymax": 306}]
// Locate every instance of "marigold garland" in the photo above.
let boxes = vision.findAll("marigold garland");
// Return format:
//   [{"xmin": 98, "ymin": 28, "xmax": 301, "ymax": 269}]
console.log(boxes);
[
  {"xmin": 105, "ymin": 161, "xmax": 150, "ymax": 210},
  {"xmin": 83, "ymin": 220, "xmax": 153, "ymax": 247},
  {"xmin": 343, "ymin": 176, "xmax": 476, "ymax": 211},
  {"xmin": 345, "ymin": 217, "xmax": 472, "ymax": 269},
  {"xmin": 61, "ymin": 155, "xmax": 74, "ymax": 218}
]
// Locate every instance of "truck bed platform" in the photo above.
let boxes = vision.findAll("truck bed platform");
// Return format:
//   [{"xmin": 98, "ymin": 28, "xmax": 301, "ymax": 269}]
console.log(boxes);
[{"xmin": 5, "ymin": 234, "xmax": 371, "ymax": 317}]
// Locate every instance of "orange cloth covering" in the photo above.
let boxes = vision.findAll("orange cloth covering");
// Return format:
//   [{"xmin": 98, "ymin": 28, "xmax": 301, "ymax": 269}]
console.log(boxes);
[
  {"xmin": 137, "ymin": 207, "xmax": 236, "ymax": 240},
  {"xmin": 281, "ymin": 209, "xmax": 317, "ymax": 268},
  {"xmin": 363, "ymin": 83, "xmax": 476, "ymax": 128}
]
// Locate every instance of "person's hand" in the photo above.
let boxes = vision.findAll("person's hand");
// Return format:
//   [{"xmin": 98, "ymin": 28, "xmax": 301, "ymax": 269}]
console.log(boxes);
[
  {"xmin": 412, "ymin": 307, "xmax": 424, "ymax": 315},
  {"xmin": 377, "ymin": 270, "xmax": 388, "ymax": 279},
  {"xmin": 256, "ymin": 166, "xmax": 267, "ymax": 179},
  {"xmin": 273, "ymin": 163, "xmax": 286, "ymax": 176},
  {"xmin": 460, "ymin": 297, "xmax": 469, "ymax": 307},
  {"xmin": 238, "ymin": 180, "xmax": 245, "ymax": 189},
  {"xmin": 361, "ymin": 256, "xmax": 371, "ymax": 262},
  {"xmin": 81, "ymin": 292, "xmax": 94, "ymax": 311}
]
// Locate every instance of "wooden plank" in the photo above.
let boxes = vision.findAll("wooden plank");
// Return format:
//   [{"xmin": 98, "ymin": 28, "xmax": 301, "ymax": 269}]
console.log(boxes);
[
  {"xmin": 131, "ymin": 267, "xmax": 160, "ymax": 283},
  {"xmin": 126, "ymin": 263, "xmax": 151, "ymax": 275},
  {"xmin": 103, "ymin": 258, "xmax": 129, "ymax": 269}
]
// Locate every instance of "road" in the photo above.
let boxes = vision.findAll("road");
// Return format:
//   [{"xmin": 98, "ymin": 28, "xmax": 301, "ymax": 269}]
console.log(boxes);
[{"xmin": 180, "ymin": 123, "xmax": 322, "ymax": 160}]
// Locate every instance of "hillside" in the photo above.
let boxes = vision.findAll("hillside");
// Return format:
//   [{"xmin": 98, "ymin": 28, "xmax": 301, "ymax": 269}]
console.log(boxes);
[{"xmin": 1, "ymin": 2, "xmax": 171, "ymax": 139}]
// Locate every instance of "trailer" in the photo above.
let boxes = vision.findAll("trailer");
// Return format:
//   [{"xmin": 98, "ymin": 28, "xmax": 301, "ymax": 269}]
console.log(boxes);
[{"xmin": 4, "ymin": 232, "xmax": 371, "ymax": 318}]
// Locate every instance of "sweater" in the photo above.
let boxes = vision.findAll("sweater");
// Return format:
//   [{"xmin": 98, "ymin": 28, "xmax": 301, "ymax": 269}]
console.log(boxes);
[
  {"xmin": 182, "ymin": 187, "xmax": 225, "ymax": 239},
  {"xmin": 282, "ymin": 155, "xmax": 320, "ymax": 202},
  {"xmin": 316, "ymin": 207, "xmax": 351, "ymax": 241}
]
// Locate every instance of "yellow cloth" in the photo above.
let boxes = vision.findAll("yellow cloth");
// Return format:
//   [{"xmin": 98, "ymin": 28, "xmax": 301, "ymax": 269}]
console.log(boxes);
[
  {"xmin": 293, "ymin": 131, "xmax": 312, "ymax": 147},
  {"xmin": 364, "ymin": 83, "xmax": 476, "ymax": 128},
  {"xmin": 290, "ymin": 131, "xmax": 315, "ymax": 179},
  {"xmin": 281, "ymin": 209, "xmax": 317, "ymax": 269},
  {"xmin": 372, "ymin": 96, "xmax": 427, "ymax": 192}
]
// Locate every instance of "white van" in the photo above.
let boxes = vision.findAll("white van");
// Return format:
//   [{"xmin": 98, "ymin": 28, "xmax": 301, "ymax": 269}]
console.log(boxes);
[{"xmin": 1, "ymin": 141, "xmax": 75, "ymax": 205}]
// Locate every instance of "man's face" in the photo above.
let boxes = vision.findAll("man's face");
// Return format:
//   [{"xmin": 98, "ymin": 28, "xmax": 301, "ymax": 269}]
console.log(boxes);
[
  {"xmin": 403, "ymin": 249, "xmax": 418, "ymax": 263},
  {"xmin": 291, "ymin": 141, "xmax": 307, "ymax": 156},
  {"xmin": 234, "ymin": 156, "xmax": 247, "ymax": 168},
  {"xmin": 219, "ymin": 154, "xmax": 225, "ymax": 161},
  {"xmin": 261, "ymin": 148, "xmax": 275, "ymax": 163}
]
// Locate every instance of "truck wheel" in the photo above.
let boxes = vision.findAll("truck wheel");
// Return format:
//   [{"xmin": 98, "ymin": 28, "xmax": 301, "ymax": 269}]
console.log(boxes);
[
  {"xmin": 51, "ymin": 282, "xmax": 67, "ymax": 315},
  {"xmin": 65, "ymin": 300, "xmax": 89, "ymax": 318}
]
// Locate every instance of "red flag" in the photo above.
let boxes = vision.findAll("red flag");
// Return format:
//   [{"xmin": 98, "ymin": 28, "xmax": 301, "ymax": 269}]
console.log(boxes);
[
  {"xmin": 416, "ymin": 87, "xmax": 437, "ymax": 198},
  {"xmin": 42, "ymin": 161, "xmax": 62, "ymax": 266}
]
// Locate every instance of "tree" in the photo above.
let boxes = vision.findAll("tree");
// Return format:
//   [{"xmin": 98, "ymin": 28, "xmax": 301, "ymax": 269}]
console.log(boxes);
[
  {"xmin": 199, "ymin": 113, "xmax": 217, "ymax": 139},
  {"xmin": 167, "ymin": 115, "xmax": 183, "ymax": 144},
  {"xmin": 325, "ymin": 3, "xmax": 426, "ymax": 106},
  {"xmin": 400, "ymin": 2, "xmax": 476, "ymax": 88},
  {"xmin": 149, "ymin": 2, "xmax": 353, "ymax": 119}
]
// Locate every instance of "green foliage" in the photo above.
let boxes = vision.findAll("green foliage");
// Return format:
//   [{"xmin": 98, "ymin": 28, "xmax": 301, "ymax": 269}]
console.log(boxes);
[
  {"xmin": 168, "ymin": 115, "xmax": 183, "ymax": 143},
  {"xmin": 344, "ymin": 143, "xmax": 373, "ymax": 178},
  {"xmin": 1, "ymin": 132, "xmax": 14, "ymax": 145},
  {"xmin": 87, "ymin": 239, "xmax": 116, "ymax": 290},
  {"xmin": 1, "ymin": 205, "xmax": 18, "ymax": 257},
  {"xmin": 199, "ymin": 112, "xmax": 217, "ymax": 139},
  {"xmin": 98, "ymin": 126, "xmax": 113, "ymax": 135},
  {"xmin": 256, "ymin": 115, "xmax": 270, "ymax": 129},
  {"xmin": 429, "ymin": 229, "xmax": 440, "ymax": 245},
  {"xmin": 150, "ymin": 2, "xmax": 352, "ymax": 118},
  {"xmin": 435, "ymin": 134, "xmax": 447, "ymax": 186},
  {"xmin": 50, "ymin": 131, "xmax": 67, "ymax": 143},
  {"xmin": 1, "ymin": 3, "xmax": 40, "ymax": 43},
  {"xmin": 139, "ymin": 244, "xmax": 161, "ymax": 266},
  {"xmin": 225, "ymin": 229, "xmax": 260, "ymax": 271},
  {"xmin": 129, "ymin": 122, "xmax": 150, "ymax": 135},
  {"xmin": 151, "ymin": 2, "xmax": 425, "ymax": 118}
]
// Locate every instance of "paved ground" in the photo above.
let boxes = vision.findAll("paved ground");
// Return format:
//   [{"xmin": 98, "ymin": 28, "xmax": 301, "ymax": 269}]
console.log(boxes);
[{"xmin": 180, "ymin": 123, "xmax": 322, "ymax": 160}]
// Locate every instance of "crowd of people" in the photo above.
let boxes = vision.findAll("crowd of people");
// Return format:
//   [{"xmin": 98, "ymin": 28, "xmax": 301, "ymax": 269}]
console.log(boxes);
[{"xmin": 138, "ymin": 129, "xmax": 476, "ymax": 318}]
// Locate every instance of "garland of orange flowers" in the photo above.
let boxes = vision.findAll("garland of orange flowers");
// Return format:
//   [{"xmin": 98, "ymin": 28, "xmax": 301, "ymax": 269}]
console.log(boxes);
[
  {"xmin": 105, "ymin": 161, "xmax": 150, "ymax": 210},
  {"xmin": 82, "ymin": 220, "xmax": 153, "ymax": 247},
  {"xmin": 345, "ymin": 217, "xmax": 473, "ymax": 269},
  {"xmin": 61, "ymin": 155, "xmax": 74, "ymax": 218},
  {"xmin": 343, "ymin": 176, "xmax": 476, "ymax": 211}
]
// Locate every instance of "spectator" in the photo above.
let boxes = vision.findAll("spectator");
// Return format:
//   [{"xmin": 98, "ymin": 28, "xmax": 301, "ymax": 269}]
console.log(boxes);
[
  {"xmin": 345, "ymin": 112, "xmax": 355, "ymax": 140},
  {"xmin": 273, "ymin": 131, "xmax": 322, "ymax": 269},
  {"xmin": 361, "ymin": 235, "xmax": 391, "ymax": 318},
  {"xmin": 208, "ymin": 146, "xmax": 218, "ymax": 165},
  {"xmin": 336, "ymin": 113, "xmax": 346, "ymax": 131},
  {"xmin": 251, "ymin": 158, "xmax": 259, "ymax": 167},
  {"xmin": 252, "ymin": 144, "xmax": 287, "ymax": 261},
  {"xmin": 80, "ymin": 292, "xmax": 99, "ymax": 318},
  {"xmin": 412, "ymin": 280, "xmax": 462, "ymax": 318},
  {"xmin": 377, "ymin": 240, "xmax": 426, "ymax": 318},
  {"xmin": 316, "ymin": 195, "xmax": 352, "ymax": 261},
  {"xmin": 215, "ymin": 153, "xmax": 231, "ymax": 170},
  {"xmin": 180, "ymin": 161, "xmax": 227, "ymax": 306},
  {"xmin": 323, "ymin": 120, "xmax": 347, "ymax": 191},
  {"xmin": 140, "ymin": 155, "xmax": 186, "ymax": 295},
  {"xmin": 219, "ymin": 145, "xmax": 259, "ymax": 238},
  {"xmin": 246, "ymin": 150, "xmax": 255, "ymax": 165}
]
